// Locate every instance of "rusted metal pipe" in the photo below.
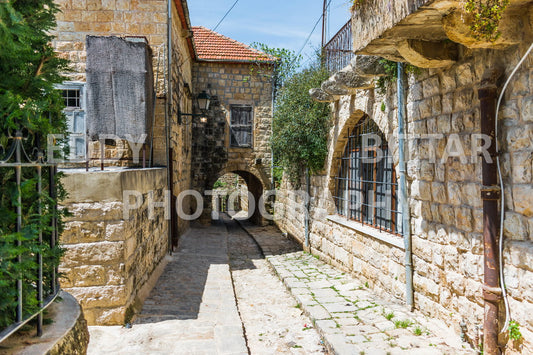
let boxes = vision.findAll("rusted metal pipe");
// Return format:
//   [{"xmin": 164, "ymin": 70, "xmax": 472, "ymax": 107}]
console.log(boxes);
[{"xmin": 478, "ymin": 70, "xmax": 503, "ymax": 355}]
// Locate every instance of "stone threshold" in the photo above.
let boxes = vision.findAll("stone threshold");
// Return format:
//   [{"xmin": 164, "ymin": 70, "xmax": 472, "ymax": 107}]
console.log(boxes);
[{"xmin": 235, "ymin": 219, "xmax": 475, "ymax": 355}]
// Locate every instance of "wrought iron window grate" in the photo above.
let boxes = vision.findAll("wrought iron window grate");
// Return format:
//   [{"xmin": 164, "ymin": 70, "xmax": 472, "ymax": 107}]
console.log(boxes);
[{"xmin": 334, "ymin": 116, "xmax": 401, "ymax": 235}]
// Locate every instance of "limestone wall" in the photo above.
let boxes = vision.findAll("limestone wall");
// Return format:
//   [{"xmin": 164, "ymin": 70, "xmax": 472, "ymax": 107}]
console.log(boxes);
[
  {"xmin": 275, "ymin": 43, "xmax": 533, "ymax": 352},
  {"xmin": 169, "ymin": 1, "xmax": 194, "ymax": 237},
  {"xmin": 52, "ymin": 0, "xmax": 167, "ymax": 84},
  {"xmin": 52, "ymin": 0, "xmax": 195, "ymax": 237},
  {"xmin": 59, "ymin": 168, "xmax": 169, "ymax": 325},
  {"xmin": 191, "ymin": 61, "xmax": 274, "ymax": 189}
]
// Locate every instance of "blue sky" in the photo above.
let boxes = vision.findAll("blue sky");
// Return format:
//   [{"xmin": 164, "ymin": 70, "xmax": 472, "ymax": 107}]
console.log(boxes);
[{"xmin": 187, "ymin": 0, "xmax": 352, "ymax": 65}]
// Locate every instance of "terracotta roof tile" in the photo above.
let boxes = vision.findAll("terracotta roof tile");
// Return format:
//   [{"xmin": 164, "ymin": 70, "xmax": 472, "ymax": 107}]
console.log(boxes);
[{"xmin": 192, "ymin": 26, "xmax": 277, "ymax": 63}]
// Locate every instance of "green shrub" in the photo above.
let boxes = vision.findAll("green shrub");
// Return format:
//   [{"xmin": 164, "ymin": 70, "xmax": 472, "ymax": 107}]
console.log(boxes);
[{"xmin": 0, "ymin": 0, "xmax": 68, "ymax": 329}]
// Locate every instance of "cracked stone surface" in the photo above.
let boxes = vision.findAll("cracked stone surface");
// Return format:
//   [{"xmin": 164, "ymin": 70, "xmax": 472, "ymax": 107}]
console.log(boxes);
[{"xmin": 237, "ymin": 219, "xmax": 476, "ymax": 355}]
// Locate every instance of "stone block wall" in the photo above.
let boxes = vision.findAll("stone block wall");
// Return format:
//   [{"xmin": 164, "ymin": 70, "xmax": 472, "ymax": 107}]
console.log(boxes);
[
  {"xmin": 59, "ymin": 168, "xmax": 169, "ymax": 325},
  {"xmin": 191, "ymin": 61, "xmax": 274, "ymax": 197},
  {"xmin": 52, "ymin": 0, "xmax": 195, "ymax": 238},
  {"xmin": 52, "ymin": 0, "xmax": 167, "ymax": 84},
  {"xmin": 275, "ymin": 42, "xmax": 533, "ymax": 352},
  {"xmin": 169, "ymin": 0, "xmax": 194, "ymax": 237},
  {"xmin": 51, "ymin": 0, "xmax": 169, "ymax": 168}
]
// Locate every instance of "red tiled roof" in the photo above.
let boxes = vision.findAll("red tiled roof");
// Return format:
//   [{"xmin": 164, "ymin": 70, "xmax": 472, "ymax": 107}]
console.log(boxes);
[{"xmin": 192, "ymin": 26, "xmax": 278, "ymax": 63}]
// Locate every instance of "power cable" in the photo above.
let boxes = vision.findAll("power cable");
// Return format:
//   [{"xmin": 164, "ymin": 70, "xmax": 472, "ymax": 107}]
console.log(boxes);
[
  {"xmin": 494, "ymin": 41, "xmax": 533, "ymax": 334},
  {"xmin": 288, "ymin": 0, "xmax": 332, "ymax": 71},
  {"xmin": 212, "ymin": 0, "xmax": 239, "ymax": 32}
]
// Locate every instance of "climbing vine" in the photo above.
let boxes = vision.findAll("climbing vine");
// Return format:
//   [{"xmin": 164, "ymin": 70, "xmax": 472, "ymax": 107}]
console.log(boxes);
[
  {"xmin": 376, "ymin": 59, "xmax": 420, "ymax": 93},
  {"xmin": 464, "ymin": 0, "xmax": 510, "ymax": 41}
]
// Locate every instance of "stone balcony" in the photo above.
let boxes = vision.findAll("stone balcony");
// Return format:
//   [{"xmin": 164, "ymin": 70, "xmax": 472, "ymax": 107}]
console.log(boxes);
[
  {"xmin": 311, "ymin": 0, "xmax": 533, "ymax": 102},
  {"xmin": 351, "ymin": 0, "xmax": 533, "ymax": 68}
]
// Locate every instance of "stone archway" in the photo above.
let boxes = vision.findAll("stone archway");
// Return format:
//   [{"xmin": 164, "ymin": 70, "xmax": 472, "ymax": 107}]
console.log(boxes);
[{"xmin": 209, "ymin": 166, "xmax": 269, "ymax": 226}]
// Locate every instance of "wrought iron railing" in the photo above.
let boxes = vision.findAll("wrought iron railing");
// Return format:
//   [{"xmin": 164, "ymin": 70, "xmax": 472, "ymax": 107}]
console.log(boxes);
[
  {"xmin": 0, "ymin": 131, "xmax": 60, "ymax": 343},
  {"xmin": 324, "ymin": 20, "xmax": 354, "ymax": 73}
]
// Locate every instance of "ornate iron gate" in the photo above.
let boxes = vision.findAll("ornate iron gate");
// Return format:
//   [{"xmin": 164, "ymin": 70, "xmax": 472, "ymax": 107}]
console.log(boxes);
[{"xmin": 0, "ymin": 130, "xmax": 60, "ymax": 342}]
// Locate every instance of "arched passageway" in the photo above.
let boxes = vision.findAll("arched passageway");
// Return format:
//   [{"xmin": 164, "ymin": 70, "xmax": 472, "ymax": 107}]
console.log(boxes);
[{"xmin": 210, "ymin": 170, "xmax": 266, "ymax": 226}]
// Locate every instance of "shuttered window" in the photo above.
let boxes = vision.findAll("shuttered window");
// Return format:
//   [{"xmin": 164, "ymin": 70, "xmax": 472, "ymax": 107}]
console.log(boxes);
[{"xmin": 230, "ymin": 105, "xmax": 253, "ymax": 147}]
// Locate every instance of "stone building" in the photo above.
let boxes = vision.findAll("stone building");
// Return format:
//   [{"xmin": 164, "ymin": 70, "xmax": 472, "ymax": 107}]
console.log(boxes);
[
  {"xmin": 190, "ymin": 26, "xmax": 277, "ymax": 224},
  {"xmin": 51, "ymin": 0, "xmax": 196, "ymax": 325},
  {"xmin": 275, "ymin": 0, "xmax": 533, "ymax": 353},
  {"xmin": 51, "ymin": 0, "xmax": 276, "ymax": 325}
]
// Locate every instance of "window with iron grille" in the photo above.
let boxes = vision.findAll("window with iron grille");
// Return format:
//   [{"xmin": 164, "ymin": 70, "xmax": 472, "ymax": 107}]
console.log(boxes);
[
  {"xmin": 230, "ymin": 105, "xmax": 253, "ymax": 147},
  {"xmin": 334, "ymin": 116, "xmax": 401, "ymax": 235}
]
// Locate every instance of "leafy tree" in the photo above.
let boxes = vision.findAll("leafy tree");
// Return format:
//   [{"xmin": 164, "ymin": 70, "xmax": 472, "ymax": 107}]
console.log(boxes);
[
  {"xmin": 271, "ymin": 59, "xmax": 331, "ymax": 184},
  {"xmin": 0, "ymin": 0, "xmax": 68, "ymax": 328},
  {"xmin": 250, "ymin": 42, "xmax": 302, "ymax": 97}
]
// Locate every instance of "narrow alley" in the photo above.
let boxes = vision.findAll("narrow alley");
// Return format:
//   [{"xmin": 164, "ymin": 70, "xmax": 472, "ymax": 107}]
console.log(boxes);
[
  {"xmin": 87, "ymin": 215, "xmax": 474, "ymax": 355},
  {"xmin": 87, "ymin": 215, "xmax": 327, "ymax": 355}
]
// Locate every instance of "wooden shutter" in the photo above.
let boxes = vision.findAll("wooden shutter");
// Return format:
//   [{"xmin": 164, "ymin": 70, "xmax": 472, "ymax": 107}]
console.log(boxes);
[{"xmin": 230, "ymin": 105, "xmax": 252, "ymax": 147}]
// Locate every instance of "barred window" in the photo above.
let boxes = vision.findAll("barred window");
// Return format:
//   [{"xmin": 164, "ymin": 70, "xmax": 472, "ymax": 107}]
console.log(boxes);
[{"xmin": 334, "ymin": 116, "xmax": 401, "ymax": 234}]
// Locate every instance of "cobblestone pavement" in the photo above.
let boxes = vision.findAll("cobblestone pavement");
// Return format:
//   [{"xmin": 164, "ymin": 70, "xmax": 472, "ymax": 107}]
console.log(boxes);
[
  {"xmin": 223, "ymin": 214, "xmax": 327, "ymax": 354},
  {"xmin": 87, "ymin": 218, "xmax": 327, "ymax": 354},
  {"xmin": 88, "ymin": 222, "xmax": 247, "ymax": 355},
  {"xmin": 237, "ymin": 219, "xmax": 476, "ymax": 355}
]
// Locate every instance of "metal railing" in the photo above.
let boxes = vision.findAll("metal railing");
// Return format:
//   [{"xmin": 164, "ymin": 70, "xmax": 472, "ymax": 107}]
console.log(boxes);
[
  {"xmin": 324, "ymin": 20, "xmax": 354, "ymax": 73},
  {"xmin": 0, "ymin": 131, "xmax": 60, "ymax": 343}
]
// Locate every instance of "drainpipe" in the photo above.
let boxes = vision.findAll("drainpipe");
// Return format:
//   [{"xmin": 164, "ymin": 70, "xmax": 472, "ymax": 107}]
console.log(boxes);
[
  {"xmin": 397, "ymin": 62, "xmax": 414, "ymax": 311},
  {"xmin": 478, "ymin": 69, "xmax": 503, "ymax": 355},
  {"xmin": 271, "ymin": 61, "xmax": 278, "ymax": 189},
  {"xmin": 166, "ymin": 0, "xmax": 173, "ymax": 253},
  {"xmin": 304, "ymin": 167, "xmax": 310, "ymax": 249}
]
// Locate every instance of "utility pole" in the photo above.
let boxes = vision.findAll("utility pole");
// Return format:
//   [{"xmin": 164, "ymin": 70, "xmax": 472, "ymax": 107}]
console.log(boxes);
[
  {"xmin": 321, "ymin": 0, "xmax": 328, "ymax": 65},
  {"xmin": 321, "ymin": 0, "xmax": 328, "ymax": 48}
]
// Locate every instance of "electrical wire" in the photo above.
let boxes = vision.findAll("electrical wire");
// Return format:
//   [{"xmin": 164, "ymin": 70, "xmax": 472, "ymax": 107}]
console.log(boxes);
[
  {"xmin": 494, "ymin": 41, "xmax": 533, "ymax": 334},
  {"xmin": 287, "ymin": 0, "xmax": 333, "ymax": 71},
  {"xmin": 212, "ymin": 0, "xmax": 239, "ymax": 32}
]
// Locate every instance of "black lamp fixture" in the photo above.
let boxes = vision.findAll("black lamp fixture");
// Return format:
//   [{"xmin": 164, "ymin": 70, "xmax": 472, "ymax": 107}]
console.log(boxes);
[{"xmin": 178, "ymin": 90, "xmax": 211, "ymax": 125}]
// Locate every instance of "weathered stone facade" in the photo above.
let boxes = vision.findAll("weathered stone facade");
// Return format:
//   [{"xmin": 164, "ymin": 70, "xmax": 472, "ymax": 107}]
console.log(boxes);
[
  {"xmin": 59, "ymin": 168, "xmax": 169, "ymax": 325},
  {"xmin": 276, "ymin": 3, "xmax": 533, "ymax": 353},
  {"xmin": 169, "ymin": 1, "xmax": 194, "ymax": 237},
  {"xmin": 191, "ymin": 61, "xmax": 274, "ymax": 224},
  {"xmin": 52, "ymin": 0, "xmax": 168, "ymax": 83},
  {"xmin": 52, "ymin": 0, "xmax": 195, "ymax": 240}
]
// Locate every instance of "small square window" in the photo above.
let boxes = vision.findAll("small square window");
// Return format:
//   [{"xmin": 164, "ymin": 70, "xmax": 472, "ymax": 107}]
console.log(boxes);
[{"xmin": 62, "ymin": 89, "xmax": 81, "ymax": 108}]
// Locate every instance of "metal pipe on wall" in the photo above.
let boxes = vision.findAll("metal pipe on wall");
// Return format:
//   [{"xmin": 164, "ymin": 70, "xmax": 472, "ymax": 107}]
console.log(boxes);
[
  {"xmin": 304, "ymin": 167, "xmax": 310, "ymax": 248},
  {"xmin": 166, "ymin": 0, "xmax": 173, "ymax": 254},
  {"xmin": 478, "ymin": 69, "xmax": 503, "ymax": 355},
  {"xmin": 397, "ymin": 62, "xmax": 414, "ymax": 310}
]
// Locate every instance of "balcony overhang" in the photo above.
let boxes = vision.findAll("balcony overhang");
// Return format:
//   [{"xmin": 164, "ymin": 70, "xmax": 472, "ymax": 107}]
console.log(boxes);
[
  {"xmin": 352, "ymin": 0, "xmax": 532, "ymax": 68},
  {"xmin": 312, "ymin": 0, "xmax": 532, "ymax": 103}
]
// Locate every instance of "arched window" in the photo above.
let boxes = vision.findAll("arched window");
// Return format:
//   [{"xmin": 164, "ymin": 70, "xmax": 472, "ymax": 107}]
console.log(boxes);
[{"xmin": 334, "ymin": 116, "xmax": 401, "ymax": 235}]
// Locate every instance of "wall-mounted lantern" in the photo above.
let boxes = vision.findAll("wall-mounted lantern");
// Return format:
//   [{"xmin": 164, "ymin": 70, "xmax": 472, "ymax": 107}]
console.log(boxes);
[{"xmin": 178, "ymin": 90, "xmax": 211, "ymax": 125}]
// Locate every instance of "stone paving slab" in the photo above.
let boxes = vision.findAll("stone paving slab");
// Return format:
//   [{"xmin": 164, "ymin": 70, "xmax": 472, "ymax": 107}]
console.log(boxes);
[
  {"xmin": 237, "ymin": 220, "xmax": 476, "ymax": 355},
  {"xmin": 87, "ymin": 224, "xmax": 248, "ymax": 355}
]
